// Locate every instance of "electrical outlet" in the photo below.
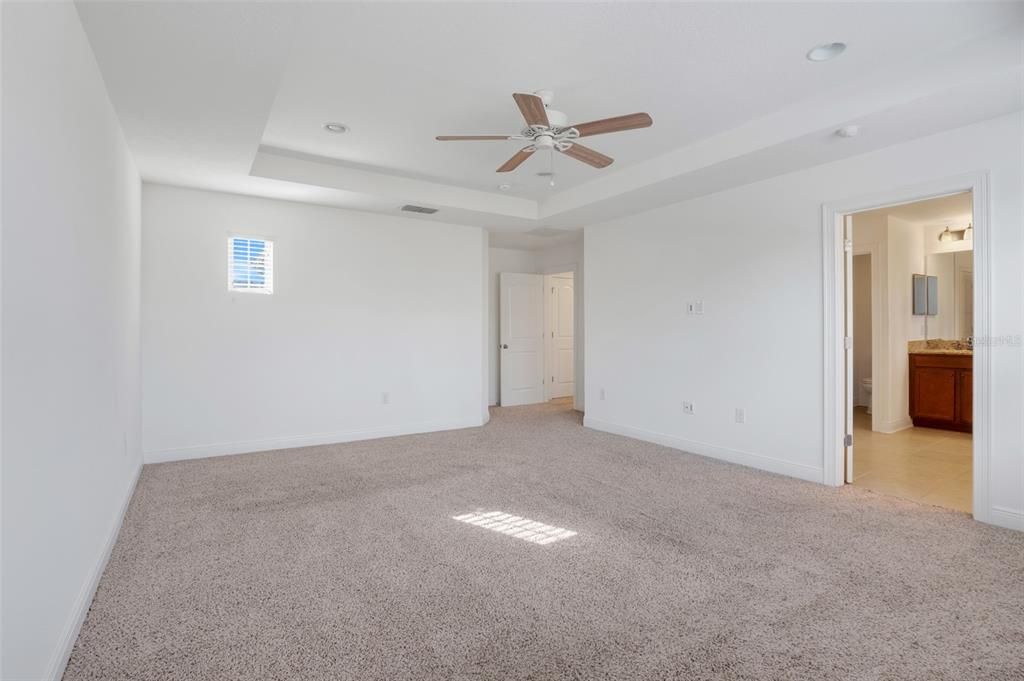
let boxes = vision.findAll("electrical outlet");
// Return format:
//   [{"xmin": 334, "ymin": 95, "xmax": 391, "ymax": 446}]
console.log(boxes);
[
  {"xmin": 735, "ymin": 408, "xmax": 745, "ymax": 424},
  {"xmin": 683, "ymin": 401, "xmax": 695, "ymax": 415},
  {"xmin": 381, "ymin": 392, "xmax": 390, "ymax": 405},
  {"xmin": 599, "ymin": 387, "xmax": 606, "ymax": 401},
  {"xmin": 686, "ymin": 302, "xmax": 696, "ymax": 315}
]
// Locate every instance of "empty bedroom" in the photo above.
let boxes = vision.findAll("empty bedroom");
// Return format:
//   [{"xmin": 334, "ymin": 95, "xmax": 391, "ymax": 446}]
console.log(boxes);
[{"xmin": 2, "ymin": 2, "xmax": 1023, "ymax": 680}]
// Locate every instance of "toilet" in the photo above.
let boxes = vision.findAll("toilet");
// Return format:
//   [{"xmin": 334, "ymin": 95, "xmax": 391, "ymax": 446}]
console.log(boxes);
[{"xmin": 862, "ymin": 377, "xmax": 873, "ymax": 414}]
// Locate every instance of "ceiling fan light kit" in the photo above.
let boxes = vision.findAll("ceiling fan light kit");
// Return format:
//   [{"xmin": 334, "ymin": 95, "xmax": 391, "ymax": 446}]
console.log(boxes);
[{"xmin": 435, "ymin": 90, "xmax": 652, "ymax": 174}]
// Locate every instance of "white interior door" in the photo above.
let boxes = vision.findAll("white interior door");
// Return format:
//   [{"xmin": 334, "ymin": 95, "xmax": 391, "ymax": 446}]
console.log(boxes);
[
  {"xmin": 499, "ymin": 273, "xmax": 545, "ymax": 406},
  {"xmin": 545, "ymin": 273, "xmax": 574, "ymax": 399},
  {"xmin": 844, "ymin": 214, "xmax": 855, "ymax": 483}
]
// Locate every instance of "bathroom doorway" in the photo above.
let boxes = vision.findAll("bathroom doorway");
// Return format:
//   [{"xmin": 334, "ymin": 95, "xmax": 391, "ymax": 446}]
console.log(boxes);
[{"xmin": 824, "ymin": 178, "xmax": 988, "ymax": 519}]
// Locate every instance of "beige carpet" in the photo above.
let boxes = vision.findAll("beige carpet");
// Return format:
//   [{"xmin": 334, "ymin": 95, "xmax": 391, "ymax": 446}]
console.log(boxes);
[{"xmin": 65, "ymin": 402, "xmax": 1024, "ymax": 680}]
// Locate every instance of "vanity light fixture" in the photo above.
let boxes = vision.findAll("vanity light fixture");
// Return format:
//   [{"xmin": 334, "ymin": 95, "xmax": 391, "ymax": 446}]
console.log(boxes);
[{"xmin": 938, "ymin": 224, "xmax": 971, "ymax": 243}]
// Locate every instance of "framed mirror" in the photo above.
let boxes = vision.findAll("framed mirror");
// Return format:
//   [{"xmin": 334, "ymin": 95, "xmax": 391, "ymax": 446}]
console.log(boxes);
[{"xmin": 912, "ymin": 274, "xmax": 938, "ymax": 317}]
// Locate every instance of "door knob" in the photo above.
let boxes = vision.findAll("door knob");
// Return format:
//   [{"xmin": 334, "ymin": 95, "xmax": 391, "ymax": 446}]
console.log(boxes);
[{"xmin": 502, "ymin": 344, "xmax": 508, "ymax": 349}]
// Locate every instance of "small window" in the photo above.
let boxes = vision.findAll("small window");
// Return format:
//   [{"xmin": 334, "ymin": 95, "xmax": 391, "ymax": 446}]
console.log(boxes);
[{"xmin": 228, "ymin": 236, "xmax": 273, "ymax": 294}]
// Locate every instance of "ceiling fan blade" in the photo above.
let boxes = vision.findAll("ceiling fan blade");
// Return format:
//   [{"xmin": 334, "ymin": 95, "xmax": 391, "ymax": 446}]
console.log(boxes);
[
  {"xmin": 513, "ymin": 93, "xmax": 549, "ymax": 128},
  {"xmin": 436, "ymin": 135, "xmax": 512, "ymax": 141},
  {"xmin": 559, "ymin": 143, "xmax": 613, "ymax": 169},
  {"xmin": 497, "ymin": 147, "xmax": 535, "ymax": 173},
  {"xmin": 567, "ymin": 112, "xmax": 652, "ymax": 137}
]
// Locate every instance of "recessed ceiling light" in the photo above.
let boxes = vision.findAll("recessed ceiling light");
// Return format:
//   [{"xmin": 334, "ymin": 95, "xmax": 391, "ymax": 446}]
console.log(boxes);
[
  {"xmin": 498, "ymin": 183, "xmax": 512, "ymax": 191},
  {"xmin": 323, "ymin": 122, "xmax": 349, "ymax": 134},
  {"xmin": 806, "ymin": 42, "xmax": 846, "ymax": 62}
]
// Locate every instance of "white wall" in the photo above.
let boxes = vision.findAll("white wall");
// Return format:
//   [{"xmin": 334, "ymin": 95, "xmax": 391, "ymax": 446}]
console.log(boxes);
[
  {"xmin": 142, "ymin": 185, "xmax": 487, "ymax": 461},
  {"xmin": 885, "ymin": 215, "xmax": 927, "ymax": 431},
  {"xmin": 488, "ymin": 239, "xmax": 585, "ymax": 409},
  {"xmin": 1, "ymin": 3, "xmax": 142, "ymax": 679},
  {"xmin": 584, "ymin": 112, "xmax": 1023, "ymax": 529}
]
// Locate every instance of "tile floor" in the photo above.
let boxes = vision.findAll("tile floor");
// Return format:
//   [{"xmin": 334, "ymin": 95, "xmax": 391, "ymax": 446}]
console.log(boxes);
[{"xmin": 851, "ymin": 407, "xmax": 972, "ymax": 513}]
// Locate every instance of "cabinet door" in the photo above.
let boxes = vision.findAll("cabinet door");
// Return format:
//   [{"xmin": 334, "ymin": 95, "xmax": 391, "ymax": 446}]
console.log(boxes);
[
  {"xmin": 958, "ymin": 369, "xmax": 973, "ymax": 426},
  {"xmin": 913, "ymin": 367, "xmax": 957, "ymax": 421}
]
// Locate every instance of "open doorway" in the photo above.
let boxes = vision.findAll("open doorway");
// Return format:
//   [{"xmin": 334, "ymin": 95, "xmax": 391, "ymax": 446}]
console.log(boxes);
[
  {"xmin": 544, "ymin": 272, "xmax": 575, "ymax": 402},
  {"xmin": 842, "ymin": 191, "xmax": 975, "ymax": 513}
]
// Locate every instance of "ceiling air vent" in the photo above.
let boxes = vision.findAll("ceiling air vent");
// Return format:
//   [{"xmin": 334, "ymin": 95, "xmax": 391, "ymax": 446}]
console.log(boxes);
[{"xmin": 401, "ymin": 204, "xmax": 438, "ymax": 215}]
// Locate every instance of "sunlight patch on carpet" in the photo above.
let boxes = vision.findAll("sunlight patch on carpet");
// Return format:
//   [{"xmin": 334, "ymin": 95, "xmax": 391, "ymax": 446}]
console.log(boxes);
[{"xmin": 452, "ymin": 511, "xmax": 577, "ymax": 545}]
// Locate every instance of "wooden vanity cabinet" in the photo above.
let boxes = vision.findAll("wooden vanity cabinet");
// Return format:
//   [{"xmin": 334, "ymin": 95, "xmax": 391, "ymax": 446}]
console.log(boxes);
[{"xmin": 909, "ymin": 353, "xmax": 972, "ymax": 432}]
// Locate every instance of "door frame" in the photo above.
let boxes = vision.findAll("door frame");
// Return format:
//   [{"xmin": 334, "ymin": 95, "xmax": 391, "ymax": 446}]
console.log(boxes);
[{"xmin": 821, "ymin": 171, "xmax": 991, "ymax": 522}]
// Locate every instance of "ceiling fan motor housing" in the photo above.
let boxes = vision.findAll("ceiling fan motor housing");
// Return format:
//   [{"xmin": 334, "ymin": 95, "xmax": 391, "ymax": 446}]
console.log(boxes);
[{"xmin": 534, "ymin": 134, "xmax": 555, "ymax": 149}]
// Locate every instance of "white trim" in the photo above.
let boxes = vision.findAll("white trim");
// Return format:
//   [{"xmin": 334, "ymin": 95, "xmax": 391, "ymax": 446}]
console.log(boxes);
[
  {"xmin": 821, "ymin": 172, "xmax": 992, "ymax": 524},
  {"xmin": 44, "ymin": 462, "xmax": 142, "ymax": 681},
  {"xmin": 990, "ymin": 506, "xmax": 1024, "ymax": 532},
  {"xmin": 144, "ymin": 418, "xmax": 483, "ymax": 464},
  {"xmin": 584, "ymin": 416, "xmax": 823, "ymax": 483}
]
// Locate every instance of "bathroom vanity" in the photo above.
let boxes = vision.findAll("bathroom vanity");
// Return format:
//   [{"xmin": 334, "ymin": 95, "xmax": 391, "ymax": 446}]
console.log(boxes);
[{"xmin": 908, "ymin": 341, "xmax": 972, "ymax": 432}]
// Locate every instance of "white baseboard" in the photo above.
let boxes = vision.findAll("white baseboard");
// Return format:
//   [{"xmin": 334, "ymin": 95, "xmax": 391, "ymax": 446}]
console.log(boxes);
[
  {"xmin": 44, "ymin": 461, "xmax": 142, "ymax": 681},
  {"xmin": 583, "ymin": 417, "xmax": 823, "ymax": 484},
  {"xmin": 989, "ymin": 506, "xmax": 1024, "ymax": 532},
  {"xmin": 144, "ymin": 418, "xmax": 484, "ymax": 464}
]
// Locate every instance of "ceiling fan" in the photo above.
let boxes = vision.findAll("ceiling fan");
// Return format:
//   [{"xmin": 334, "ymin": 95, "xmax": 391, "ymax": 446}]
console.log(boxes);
[{"xmin": 435, "ymin": 90, "xmax": 653, "ymax": 174}]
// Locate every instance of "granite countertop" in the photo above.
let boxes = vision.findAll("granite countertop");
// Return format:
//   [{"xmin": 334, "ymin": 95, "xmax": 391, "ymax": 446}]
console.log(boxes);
[{"xmin": 908, "ymin": 339, "xmax": 973, "ymax": 356}]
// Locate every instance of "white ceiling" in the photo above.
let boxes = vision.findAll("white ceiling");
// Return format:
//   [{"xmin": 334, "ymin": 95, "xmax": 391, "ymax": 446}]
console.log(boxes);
[{"xmin": 75, "ymin": 1, "xmax": 1023, "ymax": 239}]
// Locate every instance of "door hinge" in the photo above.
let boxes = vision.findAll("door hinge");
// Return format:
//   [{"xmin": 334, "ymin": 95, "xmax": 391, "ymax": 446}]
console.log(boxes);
[
  {"xmin": 843, "ymin": 239, "xmax": 853, "ymax": 252},
  {"xmin": 844, "ymin": 433, "xmax": 853, "ymax": 447},
  {"xmin": 844, "ymin": 336, "xmax": 852, "ymax": 350},
  {"xmin": 551, "ymin": 331, "xmax": 554, "ymax": 338}
]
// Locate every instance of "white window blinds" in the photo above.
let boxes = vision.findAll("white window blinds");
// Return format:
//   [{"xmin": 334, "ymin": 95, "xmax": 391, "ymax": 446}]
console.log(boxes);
[{"xmin": 228, "ymin": 236, "xmax": 274, "ymax": 294}]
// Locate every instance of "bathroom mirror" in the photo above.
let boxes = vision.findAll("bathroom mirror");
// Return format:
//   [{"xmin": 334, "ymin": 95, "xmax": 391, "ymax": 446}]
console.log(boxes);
[{"xmin": 925, "ymin": 250, "xmax": 973, "ymax": 340}]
